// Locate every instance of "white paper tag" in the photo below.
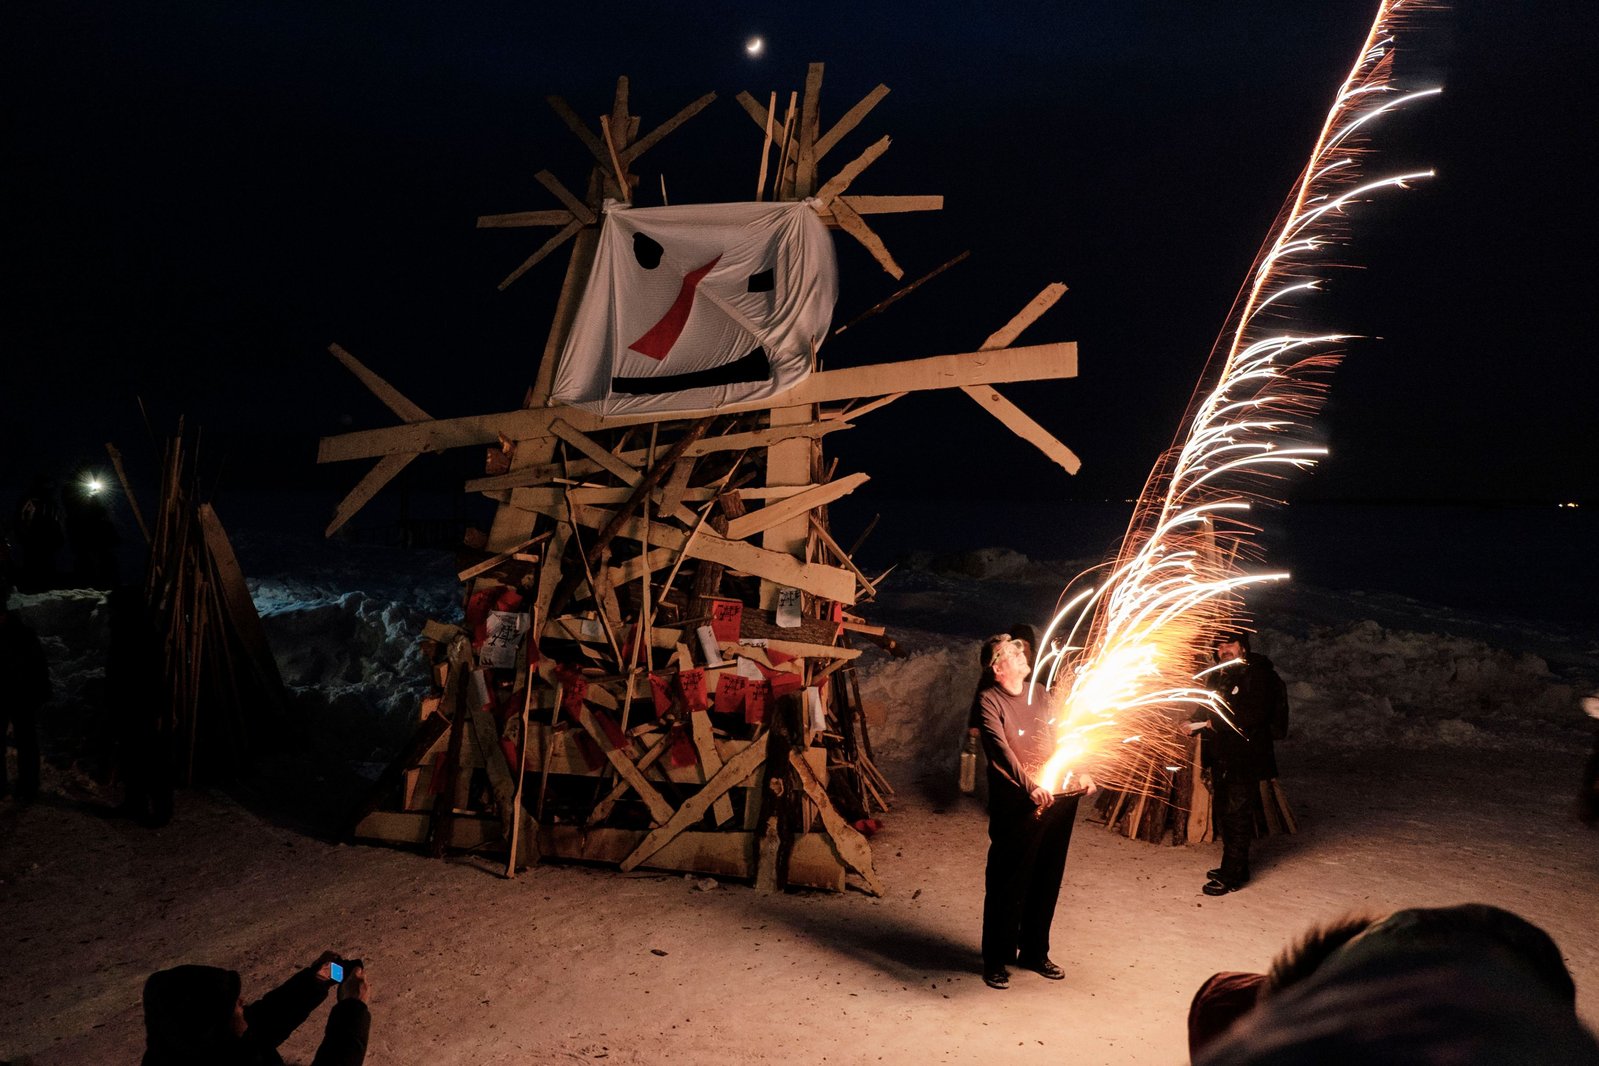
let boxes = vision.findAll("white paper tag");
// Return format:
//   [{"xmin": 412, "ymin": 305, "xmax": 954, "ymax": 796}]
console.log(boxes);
[
  {"xmin": 775, "ymin": 587, "xmax": 803, "ymax": 629},
  {"xmin": 696, "ymin": 625, "xmax": 725, "ymax": 666},
  {"xmin": 481, "ymin": 611, "xmax": 529, "ymax": 669},
  {"xmin": 805, "ymin": 686, "xmax": 827, "ymax": 731}
]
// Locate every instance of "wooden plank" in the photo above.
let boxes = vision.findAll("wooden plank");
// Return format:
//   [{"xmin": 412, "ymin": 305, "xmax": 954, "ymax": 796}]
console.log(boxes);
[
  {"xmin": 497, "ymin": 218, "xmax": 584, "ymax": 292},
  {"xmin": 527, "ymin": 498, "xmax": 857, "ymax": 605},
  {"xmin": 621, "ymin": 91, "xmax": 717, "ymax": 164},
  {"xmin": 455, "ymin": 532, "xmax": 547, "ymax": 583},
  {"xmin": 544, "ymin": 94, "xmax": 614, "ymax": 174},
  {"xmin": 690, "ymin": 710, "xmax": 736, "ymax": 827},
  {"xmin": 981, "ymin": 282, "xmax": 1069, "ymax": 351},
  {"xmin": 465, "ymin": 421, "xmax": 850, "ymax": 492},
  {"xmin": 808, "ymin": 514, "xmax": 879, "ymax": 598},
  {"xmin": 832, "ymin": 251, "xmax": 967, "ymax": 338},
  {"xmin": 196, "ymin": 504, "xmax": 289, "ymax": 703},
  {"xmin": 576, "ymin": 705, "xmax": 676, "ymax": 826},
  {"xmin": 794, "ymin": 62, "xmax": 825, "ymax": 197},
  {"xmin": 813, "ymin": 135, "xmax": 891, "ymax": 205},
  {"xmin": 814, "ymin": 84, "xmax": 890, "ymax": 162},
  {"xmin": 328, "ymin": 343, "xmax": 432, "ymax": 423},
  {"xmin": 619, "ymin": 739, "xmax": 770, "ymax": 871},
  {"xmin": 824, "ymin": 393, "xmax": 904, "ymax": 422},
  {"xmin": 353, "ymin": 810, "xmax": 500, "ymax": 850},
  {"xmin": 789, "ymin": 749, "xmax": 883, "ymax": 895},
  {"xmin": 475, "ymin": 209, "xmax": 575, "ymax": 229},
  {"xmin": 959, "ymin": 385, "xmax": 1082, "ymax": 475},
  {"xmin": 836, "ymin": 194, "xmax": 944, "ymax": 215},
  {"xmin": 551, "ymin": 419, "xmax": 642, "ymax": 485},
  {"xmin": 723, "ymin": 472, "xmax": 869, "ymax": 542},
  {"xmin": 735, "ymin": 89, "xmax": 772, "ymax": 131},
  {"xmin": 725, "ymin": 638, "xmax": 859, "ymax": 661},
  {"xmin": 826, "ymin": 198, "xmax": 903, "ymax": 279},
  {"xmin": 467, "ymin": 673, "xmax": 524, "ymax": 850},
  {"xmin": 318, "ymin": 342, "xmax": 1078, "ymax": 464},
  {"xmin": 604, "ymin": 545, "xmax": 677, "ymax": 586},
  {"xmin": 597, "ymin": 116, "xmax": 631, "ymax": 199},
  {"xmin": 540, "ymin": 827, "xmax": 844, "ymax": 891},
  {"xmin": 326, "ymin": 453, "xmax": 416, "ymax": 537}
]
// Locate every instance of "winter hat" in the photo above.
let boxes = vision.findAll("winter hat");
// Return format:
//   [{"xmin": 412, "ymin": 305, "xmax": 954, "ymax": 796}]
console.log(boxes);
[
  {"xmin": 1217, "ymin": 630, "xmax": 1251, "ymax": 650},
  {"xmin": 142, "ymin": 964, "xmax": 242, "ymax": 1065}
]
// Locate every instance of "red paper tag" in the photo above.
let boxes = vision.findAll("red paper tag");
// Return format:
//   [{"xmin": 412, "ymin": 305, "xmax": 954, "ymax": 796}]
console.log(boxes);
[
  {"xmin": 678, "ymin": 668, "xmax": 708, "ymax": 712},
  {"xmin": 765, "ymin": 646, "xmax": 797, "ymax": 666},
  {"xmin": 708, "ymin": 598, "xmax": 744, "ymax": 642},
  {"xmin": 648, "ymin": 672, "xmax": 673, "ymax": 716},
  {"xmin": 667, "ymin": 728, "xmax": 699, "ymax": 768},
  {"xmin": 714, "ymin": 674, "xmax": 748, "ymax": 716},
  {"xmin": 744, "ymin": 681, "xmax": 769, "ymax": 725}
]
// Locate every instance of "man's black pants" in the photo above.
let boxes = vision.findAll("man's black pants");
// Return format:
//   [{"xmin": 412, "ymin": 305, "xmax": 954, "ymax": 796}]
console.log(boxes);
[
  {"xmin": 982, "ymin": 793, "xmax": 1080, "ymax": 971},
  {"xmin": 1214, "ymin": 763, "xmax": 1256, "ymax": 883}
]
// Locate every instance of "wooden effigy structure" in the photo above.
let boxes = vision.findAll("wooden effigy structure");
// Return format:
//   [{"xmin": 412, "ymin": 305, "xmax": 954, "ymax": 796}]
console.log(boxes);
[{"xmin": 322, "ymin": 64, "xmax": 1083, "ymax": 892}]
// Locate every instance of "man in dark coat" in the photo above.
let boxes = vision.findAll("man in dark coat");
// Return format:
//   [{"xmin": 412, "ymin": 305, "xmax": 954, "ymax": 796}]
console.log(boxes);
[
  {"xmin": 974, "ymin": 633, "xmax": 1096, "ymax": 990},
  {"xmin": 142, "ymin": 953, "xmax": 370, "ymax": 1066},
  {"xmin": 1195, "ymin": 630, "xmax": 1287, "ymax": 895},
  {"xmin": 0, "ymin": 594, "xmax": 50, "ymax": 802}
]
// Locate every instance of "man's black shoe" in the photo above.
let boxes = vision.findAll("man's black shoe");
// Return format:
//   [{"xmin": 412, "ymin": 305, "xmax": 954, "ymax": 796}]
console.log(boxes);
[
  {"xmin": 983, "ymin": 968, "xmax": 1010, "ymax": 990},
  {"xmin": 1019, "ymin": 956, "xmax": 1065, "ymax": 980},
  {"xmin": 1203, "ymin": 878, "xmax": 1244, "ymax": 896},
  {"xmin": 1207, "ymin": 867, "xmax": 1224, "ymax": 880}
]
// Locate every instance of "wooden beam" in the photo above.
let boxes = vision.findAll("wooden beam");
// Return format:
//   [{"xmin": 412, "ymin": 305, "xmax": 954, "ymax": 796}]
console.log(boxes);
[
  {"xmin": 518, "ymin": 497, "xmax": 857, "ymax": 605},
  {"xmin": 836, "ymin": 194, "xmax": 943, "ymax": 215},
  {"xmin": 327, "ymin": 343, "xmax": 431, "ymax": 423},
  {"xmin": 959, "ymin": 385, "xmax": 1082, "ymax": 474},
  {"xmin": 496, "ymin": 218, "xmax": 584, "ymax": 292},
  {"xmin": 541, "ymin": 826, "xmax": 843, "ymax": 890},
  {"xmin": 794, "ymin": 62, "xmax": 825, "ymax": 197},
  {"xmin": 621, "ymin": 91, "xmax": 718, "ymax": 163},
  {"xmin": 550, "ymin": 419, "xmax": 642, "ymax": 486},
  {"xmin": 814, "ymin": 135, "xmax": 892, "ymax": 206},
  {"xmin": 789, "ymin": 749, "xmax": 883, "ymax": 895},
  {"xmin": 826, "ymin": 198, "xmax": 903, "ymax": 279},
  {"xmin": 690, "ymin": 710, "xmax": 736, "ymax": 826},
  {"xmin": 981, "ymin": 283, "xmax": 1069, "ymax": 351},
  {"xmin": 575, "ymin": 705, "xmax": 676, "ymax": 826},
  {"xmin": 814, "ymin": 84, "xmax": 890, "ymax": 162},
  {"xmin": 723, "ymin": 472, "xmax": 869, "ymax": 542},
  {"xmin": 544, "ymin": 94, "xmax": 614, "ymax": 174},
  {"xmin": 735, "ymin": 89, "xmax": 772, "ymax": 131},
  {"xmin": 318, "ymin": 342, "xmax": 1078, "ymax": 463},
  {"xmin": 808, "ymin": 513, "xmax": 879, "ymax": 598},
  {"xmin": 533, "ymin": 170, "xmax": 597, "ymax": 225},
  {"xmin": 326, "ymin": 453, "xmax": 416, "ymax": 537},
  {"xmin": 475, "ymin": 210, "xmax": 575, "ymax": 229},
  {"xmin": 619, "ymin": 738, "xmax": 770, "ymax": 871},
  {"xmin": 466, "ymin": 421, "xmax": 850, "ymax": 492}
]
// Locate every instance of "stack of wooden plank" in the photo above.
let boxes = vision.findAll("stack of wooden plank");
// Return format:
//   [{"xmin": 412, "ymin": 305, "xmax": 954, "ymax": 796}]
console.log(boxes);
[
  {"xmin": 1089, "ymin": 735, "xmax": 1297, "ymax": 845},
  {"xmin": 137, "ymin": 428, "xmax": 295, "ymax": 784}
]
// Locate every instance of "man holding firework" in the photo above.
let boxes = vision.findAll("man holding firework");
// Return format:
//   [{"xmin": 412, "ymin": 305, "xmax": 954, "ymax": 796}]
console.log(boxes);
[{"xmin": 974, "ymin": 633, "xmax": 1095, "ymax": 990}]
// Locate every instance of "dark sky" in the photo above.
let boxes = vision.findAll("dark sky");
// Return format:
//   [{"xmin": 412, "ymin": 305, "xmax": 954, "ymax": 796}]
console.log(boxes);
[{"xmin": 3, "ymin": 1, "xmax": 1595, "ymax": 515}]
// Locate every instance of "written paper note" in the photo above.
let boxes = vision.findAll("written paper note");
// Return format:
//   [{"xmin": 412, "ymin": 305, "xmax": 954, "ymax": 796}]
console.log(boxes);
[
  {"xmin": 481, "ymin": 611, "xmax": 528, "ymax": 669},
  {"xmin": 708, "ymin": 597, "xmax": 744, "ymax": 642},
  {"xmin": 775, "ymin": 587, "xmax": 803, "ymax": 629}
]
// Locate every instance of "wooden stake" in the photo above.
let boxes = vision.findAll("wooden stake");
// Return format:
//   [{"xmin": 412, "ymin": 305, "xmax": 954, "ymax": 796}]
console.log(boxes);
[
  {"xmin": 104, "ymin": 442, "xmax": 151, "ymax": 545},
  {"xmin": 756, "ymin": 90, "xmax": 776, "ymax": 200}
]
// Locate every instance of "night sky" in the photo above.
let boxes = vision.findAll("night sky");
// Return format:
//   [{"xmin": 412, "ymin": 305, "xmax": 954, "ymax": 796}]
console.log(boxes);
[{"xmin": 4, "ymin": 1, "xmax": 1595, "ymax": 518}]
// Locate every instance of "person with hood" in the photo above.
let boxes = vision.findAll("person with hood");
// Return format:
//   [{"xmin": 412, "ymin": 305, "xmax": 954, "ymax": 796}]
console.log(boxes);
[
  {"xmin": 1192, "ymin": 629, "xmax": 1289, "ymax": 896},
  {"xmin": 142, "ymin": 952, "xmax": 370, "ymax": 1066}
]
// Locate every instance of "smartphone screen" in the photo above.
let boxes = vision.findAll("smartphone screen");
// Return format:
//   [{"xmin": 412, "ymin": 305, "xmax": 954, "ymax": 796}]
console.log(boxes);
[{"xmin": 329, "ymin": 961, "xmax": 344, "ymax": 984}]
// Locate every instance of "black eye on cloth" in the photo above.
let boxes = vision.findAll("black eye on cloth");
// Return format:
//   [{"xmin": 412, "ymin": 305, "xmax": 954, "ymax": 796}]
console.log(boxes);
[
  {"xmin": 633, "ymin": 233, "xmax": 664, "ymax": 269},
  {"xmin": 747, "ymin": 267, "xmax": 774, "ymax": 293}
]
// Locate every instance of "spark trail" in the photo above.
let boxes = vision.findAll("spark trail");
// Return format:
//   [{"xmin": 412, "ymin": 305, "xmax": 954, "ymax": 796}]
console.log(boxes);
[{"xmin": 1034, "ymin": 1, "xmax": 1439, "ymax": 793}]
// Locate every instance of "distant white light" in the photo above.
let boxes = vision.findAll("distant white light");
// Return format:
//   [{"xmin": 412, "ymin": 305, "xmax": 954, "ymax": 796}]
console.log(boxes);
[
  {"xmin": 745, "ymin": 36, "xmax": 764, "ymax": 57},
  {"xmin": 84, "ymin": 477, "xmax": 104, "ymax": 496},
  {"xmin": 1559, "ymin": 501, "xmax": 1580, "ymax": 509}
]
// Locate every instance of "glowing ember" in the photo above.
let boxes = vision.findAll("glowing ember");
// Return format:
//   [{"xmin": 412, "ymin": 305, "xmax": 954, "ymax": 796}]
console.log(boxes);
[{"xmin": 1034, "ymin": 0, "xmax": 1438, "ymax": 793}]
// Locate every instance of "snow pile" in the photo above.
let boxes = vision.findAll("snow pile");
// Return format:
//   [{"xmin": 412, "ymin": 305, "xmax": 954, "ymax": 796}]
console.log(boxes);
[
  {"xmin": 1266, "ymin": 619, "xmax": 1584, "ymax": 751},
  {"xmin": 855, "ymin": 633, "xmax": 977, "ymax": 778},
  {"xmin": 8, "ymin": 590, "xmax": 111, "ymax": 712}
]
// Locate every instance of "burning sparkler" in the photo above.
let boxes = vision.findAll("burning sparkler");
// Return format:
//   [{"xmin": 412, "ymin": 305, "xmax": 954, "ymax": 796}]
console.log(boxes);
[{"xmin": 1034, "ymin": 1, "xmax": 1439, "ymax": 793}]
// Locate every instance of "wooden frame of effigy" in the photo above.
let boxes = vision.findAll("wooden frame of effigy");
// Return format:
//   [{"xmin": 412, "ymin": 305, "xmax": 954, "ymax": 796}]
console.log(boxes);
[{"xmin": 322, "ymin": 64, "xmax": 1083, "ymax": 893}]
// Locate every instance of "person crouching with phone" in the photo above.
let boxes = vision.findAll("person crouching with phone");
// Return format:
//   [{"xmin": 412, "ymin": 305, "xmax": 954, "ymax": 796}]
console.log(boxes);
[{"xmin": 142, "ymin": 950, "xmax": 369, "ymax": 1065}]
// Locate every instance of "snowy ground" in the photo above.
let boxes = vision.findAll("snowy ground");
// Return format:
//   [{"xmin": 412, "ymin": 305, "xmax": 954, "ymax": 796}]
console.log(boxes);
[{"xmin": 3, "ymin": 524, "xmax": 1597, "ymax": 1064}]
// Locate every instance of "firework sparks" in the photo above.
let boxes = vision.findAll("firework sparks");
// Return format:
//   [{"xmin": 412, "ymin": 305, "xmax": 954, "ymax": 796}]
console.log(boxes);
[{"xmin": 1034, "ymin": 1, "xmax": 1438, "ymax": 793}]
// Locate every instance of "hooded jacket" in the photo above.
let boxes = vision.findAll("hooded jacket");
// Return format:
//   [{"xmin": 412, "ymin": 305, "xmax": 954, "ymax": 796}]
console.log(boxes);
[{"xmin": 143, "ymin": 963, "xmax": 369, "ymax": 1066}]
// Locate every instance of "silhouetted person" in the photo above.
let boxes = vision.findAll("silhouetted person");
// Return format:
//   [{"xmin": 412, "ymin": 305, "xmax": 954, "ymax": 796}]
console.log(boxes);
[
  {"xmin": 1191, "ymin": 904, "xmax": 1599, "ymax": 1064},
  {"xmin": 0, "ymin": 594, "xmax": 50, "ymax": 801},
  {"xmin": 109, "ymin": 584, "xmax": 173, "ymax": 826},
  {"xmin": 143, "ymin": 951, "xmax": 370, "ymax": 1066},
  {"xmin": 1192, "ymin": 630, "xmax": 1288, "ymax": 895},
  {"xmin": 13, "ymin": 476, "xmax": 64, "ymax": 592}
]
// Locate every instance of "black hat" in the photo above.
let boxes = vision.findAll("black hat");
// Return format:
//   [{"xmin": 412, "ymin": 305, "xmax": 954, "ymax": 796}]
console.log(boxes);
[{"xmin": 1217, "ymin": 630, "xmax": 1251, "ymax": 650}]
